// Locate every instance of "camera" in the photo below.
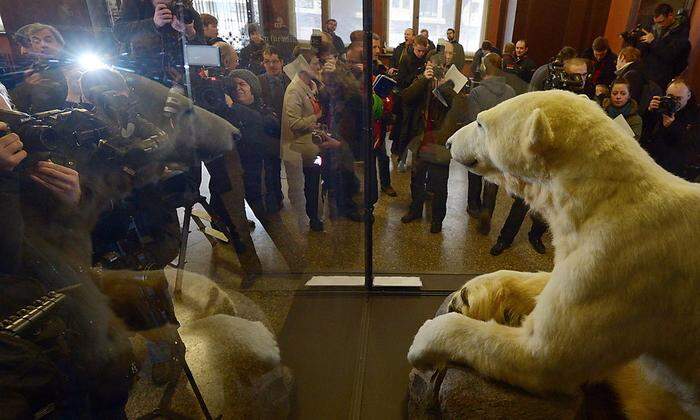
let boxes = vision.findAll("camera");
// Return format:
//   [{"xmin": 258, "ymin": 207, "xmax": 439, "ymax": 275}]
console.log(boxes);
[
  {"xmin": 0, "ymin": 99, "xmax": 170, "ymax": 173},
  {"xmin": 657, "ymin": 95, "xmax": 681, "ymax": 116},
  {"xmin": 621, "ymin": 24, "xmax": 645, "ymax": 45},
  {"xmin": 171, "ymin": 1, "xmax": 195, "ymax": 25},
  {"xmin": 543, "ymin": 59, "xmax": 587, "ymax": 93},
  {"xmin": 311, "ymin": 124, "xmax": 332, "ymax": 145}
]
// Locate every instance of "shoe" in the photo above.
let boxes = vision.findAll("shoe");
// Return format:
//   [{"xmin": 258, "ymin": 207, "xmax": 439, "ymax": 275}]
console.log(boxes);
[
  {"xmin": 466, "ymin": 206, "xmax": 481, "ymax": 219},
  {"xmin": 381, "ymin": 185, "xmax": 397, "ymax": 197},
  {"xmin": 430, "ymin": 221, "xmax": 442, "ymax": 233},
  {"xmin": 477, "ymin": 211, "xmax": 491, "ymax": 235},
  {"xmin": 529, "ymin": 235, "xmax": 546, "ymax": 254},
  {"xmin": 401, "ymin": 211, "xmax": 422, "ymax": 223},
  {"xmin": 490, "ymin": 241, "xmax": 510, "ymax": 256},
  {"xmin": 248, "ymin": 219, "xmax": 256, "ymax": 230},
  {"xmin": 309, "ymin": 219, "xmax": 324, "ymax": 232},
  {"xmin": 397, "ymin": 161, "xmax": 407, "ymax": 172}
]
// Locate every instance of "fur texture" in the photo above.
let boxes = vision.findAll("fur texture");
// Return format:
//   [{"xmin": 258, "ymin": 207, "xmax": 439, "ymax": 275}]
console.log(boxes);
[{"xmin": 408, "ymin": 91, "xmax": 700, "ymax": 418}]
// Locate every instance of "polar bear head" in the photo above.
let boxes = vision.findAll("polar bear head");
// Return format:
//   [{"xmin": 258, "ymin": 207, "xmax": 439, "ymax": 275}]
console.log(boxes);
[{"xmin": 447, "ymin": 90, "xmax": 651, "ymax": 202}]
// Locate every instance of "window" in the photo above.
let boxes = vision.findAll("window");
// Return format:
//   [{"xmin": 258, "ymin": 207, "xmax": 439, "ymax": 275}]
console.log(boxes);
[
  {"xmin": 193, "ymin": 0, "xmax": 261, "ymax": 49},
  {"xmin": 387, "ymin": 0, "xmax": 414, "ymax": 47},
  {"xmin": 330, "ymin": 0, "xmax": 363, "ymax": 44},
  {"xmin": 418, "ymin": 0, "xmax": 456, "ymax": 44},
  {"xmin": 294, "ymin": 0, "xmax": 322, "ymax": 41},
  {"xmin": 459, "ymin": 0, "xmax": 485, "ymax": 53}
]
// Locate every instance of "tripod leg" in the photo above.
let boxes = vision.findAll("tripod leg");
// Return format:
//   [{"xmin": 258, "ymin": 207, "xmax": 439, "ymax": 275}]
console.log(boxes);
[{"xmin": 174, "ymin": 205, "xmax": 193, "ymax": 297}]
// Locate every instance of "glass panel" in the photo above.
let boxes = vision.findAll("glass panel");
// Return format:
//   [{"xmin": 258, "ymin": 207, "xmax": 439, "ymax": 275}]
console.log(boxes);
[
  {"xmin": 294, "ymin": 0, "xmax": 322, "ymax": 40},
  {"xmin": 330, "ymin": 0, "xmax": 363, "ymax": 44},
  {"xmin": 418, "ymin": 0, "xmax": 456, "ymax": 45},
  {"xmin": 459, "ymin": 0, "xmax": 485, "ymax": 53},
  {"xmin": 387, "ymin": 0, "xmax": 414, "ymax": 48}
]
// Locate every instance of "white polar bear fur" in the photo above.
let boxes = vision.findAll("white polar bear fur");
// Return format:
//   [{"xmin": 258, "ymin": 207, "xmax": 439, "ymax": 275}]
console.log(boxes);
[{"xmin": 408, "ymin": 90, "xmax": 700, "ymax": 418}]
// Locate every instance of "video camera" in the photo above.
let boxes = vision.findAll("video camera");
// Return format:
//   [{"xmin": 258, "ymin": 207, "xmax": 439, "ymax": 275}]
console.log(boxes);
[
  {"xmin": 543, "ymin": 59, "xmax": 587, "ymax": 93},
  {"xmin": 0, "ymin": 93, "xmax": 170, "ymax": 174},
  {"xmin": 621, "ymin": 24, "xmax": 646, "ymax": 45}
]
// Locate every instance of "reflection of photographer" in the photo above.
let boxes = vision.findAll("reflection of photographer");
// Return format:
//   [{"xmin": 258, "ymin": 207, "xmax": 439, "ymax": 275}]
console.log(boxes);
[
  {"xmin": 624, "ymin": 3, "xmax": 690, "ymax": 90},
  {"xmin": 0, "ymin": 121, "xmax": 134, "ymax": 417},
  {"xmin": 113, "ymin": 0, "xmax": 205, "ymax": 79},
  {"xmin": 400, "ymin": 43, "xmax": 466, "ymax": 234},
  {"xmin": 644, "ymin": 78, "xmax": 699, "ymax": 181}
]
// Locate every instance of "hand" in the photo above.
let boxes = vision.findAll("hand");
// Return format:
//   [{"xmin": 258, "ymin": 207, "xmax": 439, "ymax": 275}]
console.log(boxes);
[
  {"xmin": 648, "ymin": 96, "xmax": 661, "ymax": 111},
  {"xmin": 662, "ymin": 113, "xmax": 675, "ymax": 128},
  {"xmin": 153, "ymin": 3, "xmax": 173, "ymax": 28},
  {"xmin": 185, "ymin": 22, "xmax": 196, "ymax": 38},
  {"xmin": 423, "ymin": 62, "xmax": 434, "ymax": 80},
  {"xmin": 352, "ymin": 63, "xmax": 364, "ymax": 73},
  {"xmin": 170, "ymin": 15, "xmax": 186, "ymax": 33},
  {"xmin": 29, "ymin": 161, "xmax": 81, "ymax": 205},
  {"xmin": 387, "ymin": 68, "xmax": 398, "ymax": 76},
  {"xmin": 640, "ymin": 29, "xmax": 655, "ymax": 44},
  {"xmin": 0, "ymin": 124, "xmax": 27, "ymax": 172},
  {"xmin": 321, "ymin": 58, "xmax": 337, "ymax": 74}
]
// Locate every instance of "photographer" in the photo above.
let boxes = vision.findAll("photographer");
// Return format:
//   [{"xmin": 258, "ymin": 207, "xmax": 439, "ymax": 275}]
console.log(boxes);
[
  {"xmin": 113, "ymin": 0, "xmax": 205, "ymax": 79},
  {"xmin": 644, "ymin": 78, "xmax": 699, "ymax": 181},
  {"xmin": 465, "ymin": 53, "xmax": 515, "ymax": 235},
  {"xmin": 631, "ymin": 3, "xmax": 690, "ymax": 90},
  {"xmin": 529, "ymin": 46, "xmax": 577, "ymax": 93},
  {"xmin": 582, "ymin": 37, "xmax": 617, "ymax": 89},
  {"xmin": 400, "ymin": 43, "xmax": 467, "ymax": 234},
  {"xmin": 10, "ymin": 24, "xmax": 69, "ymax": 113},
  {"xmin": 0, "ymin": 120, "xmax": 133, "ymax": 416}
]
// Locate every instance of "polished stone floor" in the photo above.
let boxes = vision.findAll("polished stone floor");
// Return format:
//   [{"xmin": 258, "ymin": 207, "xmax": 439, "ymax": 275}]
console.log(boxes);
[{"xmin": 125, "ymin": 152, "xmax": 554, "ymax": 419}]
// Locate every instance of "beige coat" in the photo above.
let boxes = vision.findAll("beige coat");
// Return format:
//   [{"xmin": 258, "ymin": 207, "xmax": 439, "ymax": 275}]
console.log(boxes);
[{"xmin": 281, "ymin": 74, "xmax": 320, "ymax": 164}]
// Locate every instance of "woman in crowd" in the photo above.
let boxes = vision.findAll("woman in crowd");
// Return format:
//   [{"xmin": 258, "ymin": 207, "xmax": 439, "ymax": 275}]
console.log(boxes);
[
  {"xmin": 602, "ymin": 77, "xmax": 643, "ymax": 141},
  {"xmin": 226, "ymin": 69, "xmax": 281, "ymax": 217}
]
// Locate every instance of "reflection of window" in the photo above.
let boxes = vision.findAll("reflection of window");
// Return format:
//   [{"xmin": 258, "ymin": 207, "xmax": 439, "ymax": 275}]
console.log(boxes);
[
  {"xmin": 388, "ymin": 0, "xmax": 414, "ymax": 47},
  {"xmin": 418, "ymin": 0, "xmax": 455, "ymax": 42},
  {"xmin": 294, "ymin": 0, "xmax": 322, "ymax": 41},
  {"xmin": 193, "ymin": 0, "xmax": 260, "ymax": 49},
  {"xmin": 459, "ymin": 0, "xmax": 485, "ymax": 53},
  {"xmin": 330, "ymin": 0, "xmax": 363, "ymax": 44}
]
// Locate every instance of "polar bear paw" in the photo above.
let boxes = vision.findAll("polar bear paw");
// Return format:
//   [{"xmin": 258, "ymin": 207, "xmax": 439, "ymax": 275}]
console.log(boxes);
[{"xmin": 408, "ymin": 312, "xmax": 467, "ymax": 370}]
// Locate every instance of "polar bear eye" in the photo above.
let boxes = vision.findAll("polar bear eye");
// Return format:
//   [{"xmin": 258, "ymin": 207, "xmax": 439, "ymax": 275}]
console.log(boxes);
[{"xmin": 477, "ymin": 121, "xmax": 483, "ymax": 129}]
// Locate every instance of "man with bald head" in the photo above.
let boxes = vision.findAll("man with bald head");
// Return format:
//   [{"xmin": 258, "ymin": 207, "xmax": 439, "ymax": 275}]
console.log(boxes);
[{"xmin": 644, "ymin": 78, "xmax": 699, "ymax": 180}]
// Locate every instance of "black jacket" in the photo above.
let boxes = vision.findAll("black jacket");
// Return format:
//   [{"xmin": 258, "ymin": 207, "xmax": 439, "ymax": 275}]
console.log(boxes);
[
  {"xmin": 504, "ymin": 54, "xmax": 536, "ymax": 83},
  {"xmin": 397, "ymin": 49, "xmax": 427, "ymax": 89},
  {"xmin": 634, "ymin": 20, "xmax": 691, "ymax": 89},
  {"xmin": 644, "ymin": 100, "xmax": 700, "ymax": 180},
  {"xmin": 239, "ymin": 41, "xmax": 266, "ymax": 75},
  {"xmin": 582, "ymin": 48, "xmax": 618, "ymax": 87},
  {"xmin": 327, "ymin": 32, "xmax": 346, "ymax": 56},
  {"xmin": 258, "ymin": 73, "xmax": 290, "ymax": 119},
  {"xmin": 392, "ymin": 42, "xmax": 410, "ymax": 69}
]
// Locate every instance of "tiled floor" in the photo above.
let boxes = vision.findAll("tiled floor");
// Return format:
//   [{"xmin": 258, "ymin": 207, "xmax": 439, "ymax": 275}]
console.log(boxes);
[{"xmin": 126, "ymin": 154, "xmax": 555, "ymax": 419}]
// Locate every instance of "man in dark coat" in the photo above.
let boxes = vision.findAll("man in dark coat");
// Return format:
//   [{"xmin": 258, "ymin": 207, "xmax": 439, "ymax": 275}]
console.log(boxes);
[
  {"xmin": 582, "ymin": 37, "xmax": 617, "ymax": 89},
  {"xmin": 504, "ymin": 39, "xmax": 536, "ymax": 83},
  {"xmin": 239, "ymin": 23, "xmax": 267, "ymax": 75},
  {"xmin": 390, "ymin": 28, "xmax": 415, "ymax": 73},
  {"xmin": 324, "ymin": 19, "xmax": 346, "ymax": 57},
  {"xmin": 632, "ymin": 3, "xmax": 690, "ymax": 90}
]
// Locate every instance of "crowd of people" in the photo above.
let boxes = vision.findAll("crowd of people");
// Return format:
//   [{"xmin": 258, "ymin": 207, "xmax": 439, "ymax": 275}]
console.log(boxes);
[{"xmin": 0, "ymin": 0, "xmax": 697, "ymax": 415}]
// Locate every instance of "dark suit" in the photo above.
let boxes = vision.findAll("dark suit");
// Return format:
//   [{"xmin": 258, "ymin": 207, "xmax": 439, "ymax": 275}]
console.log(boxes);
[{"xmin": 258, "ymin": 73, "xmax": 289, "ymax": 211}]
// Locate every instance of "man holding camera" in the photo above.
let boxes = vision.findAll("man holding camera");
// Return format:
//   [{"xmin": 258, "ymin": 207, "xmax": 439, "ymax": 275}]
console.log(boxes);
[
  {"xmin": 113, "ymin": 0, "xmax": 204, "ymax": 79},
  {"xmin": 400, "ymin": 43, "xmax": 466, "ymax": 233},
  {"xmin": 633, "ymin": 3, "xmax": 690, "ymax": 90},
  {"xmin": 644, "ymin": 78, "xmax": 699, "ymax": 181}
]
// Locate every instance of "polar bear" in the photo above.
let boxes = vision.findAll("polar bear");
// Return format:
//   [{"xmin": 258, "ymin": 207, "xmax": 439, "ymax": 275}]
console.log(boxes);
[{"xmin": 407, "ymin": 90, "xmax": 700, "ymax": 418}]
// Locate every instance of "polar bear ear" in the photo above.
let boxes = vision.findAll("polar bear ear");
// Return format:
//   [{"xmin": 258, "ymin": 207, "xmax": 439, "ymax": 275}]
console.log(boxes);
[{"xmin": 523, "ymin": 108, "xmax": 554, "ymax": 154}]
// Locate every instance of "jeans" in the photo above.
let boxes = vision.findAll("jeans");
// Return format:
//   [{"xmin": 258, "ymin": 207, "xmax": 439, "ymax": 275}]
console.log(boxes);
[{"xmin": 497, "ymin": 197, "xmax": 548, "ymax": 245}]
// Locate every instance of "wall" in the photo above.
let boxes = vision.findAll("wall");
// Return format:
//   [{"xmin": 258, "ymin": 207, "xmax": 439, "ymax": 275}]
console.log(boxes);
[
  {"xmin": 511, "ymin": 0, "xmax": 611, "ymax": 65},
  {"xmin": 603, "ymin": 0, "xmax": 635, "ymax": 51}
]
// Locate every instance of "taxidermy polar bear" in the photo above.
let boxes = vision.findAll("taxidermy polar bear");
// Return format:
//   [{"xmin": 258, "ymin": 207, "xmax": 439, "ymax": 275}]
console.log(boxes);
[{"xmin": 408, "ymin": 90, "xmax": 700, "ymax": 418}]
